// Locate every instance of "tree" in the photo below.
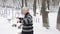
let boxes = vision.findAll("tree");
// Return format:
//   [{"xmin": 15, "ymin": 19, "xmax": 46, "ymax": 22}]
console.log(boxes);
[
  {"xmin": 33, "ymin": 0, "xmax": 36, "ymax": 16},
  {"xmin": 2, "ymin": 0, "xmax": 6, "ymax": 2},
  {"xmin": 22, "ymin": 0, "xmax": 24, "ymax": 8},
  {"xmin": 2, "ymin": 0, "xmax": 6, "ymax": 6},
  {"xmin": 41, "ymin": 0, "xmax": 49, "ymax": 29},
  {"xmin": 57, "ymin": 7, "xmax": 60, "ymax": 31},
  {"xmin": 25, "ymin": 0, "xmax": 27, "ymax": 7},
  {"xmin": 21, "ymin": 0, "xmax": 27, "ymax": 8},
  {"xmin": 46, "ymin": 0, "xmax": 50, "ymax": 10},
  {"xmin": 38, "ymin": 0, "xmax": 40, "ymax": 8},
  {"xmin": 52, "ymin": 0, "xmax": 59, "ymax": 6}
]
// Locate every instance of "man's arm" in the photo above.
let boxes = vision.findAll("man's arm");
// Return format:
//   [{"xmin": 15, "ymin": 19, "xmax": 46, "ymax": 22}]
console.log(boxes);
[
  {"xmin": 21, "ymin": 16, "xmax": 32, "ymax": 25},
  {"xmin": 16, "ymin": 17, "xmax": 23, "ymax": 23},
  {"xmin": 17, "ymin": 15, "xmax": 32, "ymax": 25}
]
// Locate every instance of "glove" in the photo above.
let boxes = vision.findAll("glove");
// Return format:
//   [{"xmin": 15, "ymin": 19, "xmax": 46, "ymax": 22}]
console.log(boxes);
[{"xmin": 18, "ymin": 24, "xmax": 23, "ymax": 29}]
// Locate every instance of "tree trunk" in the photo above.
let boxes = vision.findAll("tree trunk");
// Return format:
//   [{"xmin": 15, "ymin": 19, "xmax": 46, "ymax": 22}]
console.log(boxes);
[
  {"xmin": 46, "ymin": 0, "xmax": 50, "ymax": 10},
  {"xmin": 41, "ymin": 0, "xmax": 49, "ymax": 29},
  {"xmin": 2, "ymin": 0, "xmax": 6, "ymax": 7},
  {"xmin": 22, "ymin": 0, "xmax": 24, "ymax": 8},
  {"xmin": 25, "ymin": 0, "xmax": 27, "ymax": 7},
  {"xmin": 33, "ymin": 0, "xmax": 36, "ymax": 16},
  {"xmin": 38, "ymin": 0, "xmax": 40, "ymax": 8},
  {"xmin": 57, "ymin": 7, "xmax": 60, "ymax": 31}
]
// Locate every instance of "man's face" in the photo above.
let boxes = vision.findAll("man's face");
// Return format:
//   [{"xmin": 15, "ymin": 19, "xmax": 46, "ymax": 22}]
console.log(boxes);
[{"xmin": 21, "ymin": 7, "xmax": 28, "ymax": 15}]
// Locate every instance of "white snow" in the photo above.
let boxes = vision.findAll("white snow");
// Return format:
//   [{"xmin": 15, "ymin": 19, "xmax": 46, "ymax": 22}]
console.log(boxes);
[{"xmin": 0, "ymin": 8, "xmax": 60, "ymax": 34}]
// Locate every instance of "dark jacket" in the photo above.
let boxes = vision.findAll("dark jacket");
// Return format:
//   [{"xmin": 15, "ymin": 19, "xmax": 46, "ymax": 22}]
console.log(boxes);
[{"xmin": 19, "ymin": 12, "xmax": 33, "ymax": 32}]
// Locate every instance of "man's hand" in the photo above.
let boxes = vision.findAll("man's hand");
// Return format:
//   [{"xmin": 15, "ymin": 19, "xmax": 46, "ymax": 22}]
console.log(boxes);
[
  {"xmin": 16, "ymin": 17, "xmax": 20, "ymax": 23},
  {"xmin": 16, "ymin": 17, "xmax": 19, "ymax": 19}
]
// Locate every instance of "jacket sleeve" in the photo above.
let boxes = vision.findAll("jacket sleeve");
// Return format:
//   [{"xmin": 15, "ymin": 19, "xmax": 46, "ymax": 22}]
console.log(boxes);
[
  {"xmin": 18, "ymin": 18, "xmax": 23, "ymax": 23},
  {"xmin": 21, "ymin": 16, "xmax": 32, "ymax": 25}
]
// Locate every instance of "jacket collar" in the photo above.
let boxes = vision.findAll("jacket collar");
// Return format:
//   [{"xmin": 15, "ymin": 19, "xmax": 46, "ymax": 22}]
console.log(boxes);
[{"xmin": 25, "ymin": 12, "xmax": 29, "ymax": 15}]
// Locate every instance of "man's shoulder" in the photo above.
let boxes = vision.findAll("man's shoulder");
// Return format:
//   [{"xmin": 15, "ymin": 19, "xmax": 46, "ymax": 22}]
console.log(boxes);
[{"xmin": 28, "ymin": 13, "xmax": 32, "ymax": 16}]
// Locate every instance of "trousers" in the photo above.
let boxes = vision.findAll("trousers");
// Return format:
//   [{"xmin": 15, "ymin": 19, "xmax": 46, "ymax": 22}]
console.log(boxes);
[{"xmin": 22, "ymin": 31, "xmax": 33, "ymax": 34}]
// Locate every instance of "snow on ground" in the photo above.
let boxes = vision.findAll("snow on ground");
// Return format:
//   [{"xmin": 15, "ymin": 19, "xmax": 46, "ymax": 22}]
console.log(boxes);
[{"xmin": 0, "ymin": 8, "xmax": 60, "ymax": 34}]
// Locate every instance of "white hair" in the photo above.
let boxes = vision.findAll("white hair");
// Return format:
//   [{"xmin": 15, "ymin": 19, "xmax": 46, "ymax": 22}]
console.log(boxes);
[{"xmin": 22, "ymin": 7, "xmax": 29, "ymax": 11}]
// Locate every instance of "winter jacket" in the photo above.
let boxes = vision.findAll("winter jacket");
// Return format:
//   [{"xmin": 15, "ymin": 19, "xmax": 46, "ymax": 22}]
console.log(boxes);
[{"xmin": 19, "ymin": 12, "xmax": 33, "ymax": 32}]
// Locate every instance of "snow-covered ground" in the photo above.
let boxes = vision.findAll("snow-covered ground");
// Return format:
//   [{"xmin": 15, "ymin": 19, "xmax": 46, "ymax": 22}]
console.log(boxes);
[{"xmin": 0, "ymin": 8, "xmax": 60, "ymax": 34}]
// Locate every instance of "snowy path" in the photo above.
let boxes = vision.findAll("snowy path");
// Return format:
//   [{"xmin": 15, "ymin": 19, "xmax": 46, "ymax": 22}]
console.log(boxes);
[{"xmin": 0, "ymin": 12, "xmax": 60, "ymax": 34}]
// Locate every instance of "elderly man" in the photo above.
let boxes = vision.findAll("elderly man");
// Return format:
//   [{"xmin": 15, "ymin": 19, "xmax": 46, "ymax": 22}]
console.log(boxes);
[{"xmin": 17, "ymin": 7, "xmax": 33, "ymax": 34}]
